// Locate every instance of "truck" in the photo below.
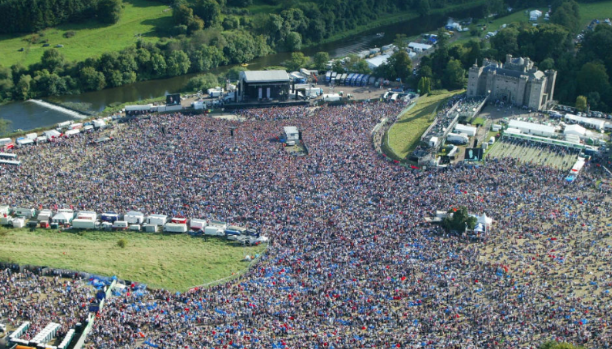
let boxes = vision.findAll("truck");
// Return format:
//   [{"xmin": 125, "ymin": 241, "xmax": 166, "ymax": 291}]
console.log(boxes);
[
  {"xmin": 101, "ymin": 212, "xmax": 120, "ymax": 223},
  {"xmin": 190, "ymin": 218, "xmax": 208, "ymax": 231},
  {"xmin": 208, "ymin": 87, "xmax": 224, "ymax": 98},
  {"xmin": 204, "ymin": 226, "xmax": 225, "ymax": 236},
  {"xmin": 225, "ymin": 226, "xmax": 247, "ymax": 240},
  {"xmin": 446, "ymin": 133, "xmax": 469, "ymax": 145},
  {"xmin": 323, "ymin": 94, "xmax": 341, "ymax": 102},
  {"xmin": 164, "ymin": 223, "xmax": 188, "ymax": 233},
  {"xmin": 72, "ymin": 219, "xmax": 97, "ymax": 229},
  {"xmin": 112, "ymin": 221, "xmax": 128, "ymax": 230},
  {"xmin": 283, "ymin": 126, "xmax": 299, "ymax": 146}
]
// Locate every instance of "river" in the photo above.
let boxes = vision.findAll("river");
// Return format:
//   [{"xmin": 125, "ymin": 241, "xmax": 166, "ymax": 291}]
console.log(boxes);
[{"xmin": 0, "ymin": 6, "xmax": 482, "ymax": 132}]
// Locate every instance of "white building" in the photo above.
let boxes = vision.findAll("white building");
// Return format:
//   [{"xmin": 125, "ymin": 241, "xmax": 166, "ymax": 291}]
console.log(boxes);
[
  {"xmin": 365, "ymin": 54, "xmax": 391, "ymax": 69},
  {"xmin": 564, "ymin": 114, "xmax": 605, "ymax": 131},
  {"xmin": 408, "ymin": 42, "xmax": 433, "ymax": 53},
  {"xmin": 529, "ymin": 10, "xmax": 542, "ymax": 21},
  {"xmin": 563, "ymin": 124, "xmax": 587, "ymax": 137},
  {"xmin": 454, "ymin": 124, "xmax": 477, "ymax": 137},
  {"xmin": 508, "ymin": 120, "xmax": 557, "ymax": 137}
]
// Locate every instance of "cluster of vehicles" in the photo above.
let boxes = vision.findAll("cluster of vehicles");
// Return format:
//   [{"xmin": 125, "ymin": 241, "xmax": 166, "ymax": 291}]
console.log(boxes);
[
  {"xmin": 0, "ymin": 206, "xmax": 268, "ymax": 245},
  {"xmin": 325, "ymin": 72, "xmax": 388, "ymax": 87},
  {"xmin": 554, "ymin": 105, "xmax": 611, "ymax": 119},
  {"xmin": 0, "ymin": 118, "xmax": 114, "ymax": 152}
]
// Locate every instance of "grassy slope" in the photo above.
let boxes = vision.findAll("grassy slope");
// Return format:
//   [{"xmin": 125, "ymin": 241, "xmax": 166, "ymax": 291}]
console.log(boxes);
[
  {"xmin": 0, "ymin": 228, "xmax": 266, "ymax": 291},
  {"xmin": 455, "ymin": 1, "xmax": 612, "ymax": 45},
  {"xmin": 0, "ymin": 0, "xmax": 173, "ymax": 67},
  {"xmin": 387, "ymin": 90, "xmax": 463, "ymax": 159}
]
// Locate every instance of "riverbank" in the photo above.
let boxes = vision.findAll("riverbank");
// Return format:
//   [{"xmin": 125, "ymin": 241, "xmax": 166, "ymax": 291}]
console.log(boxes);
[{"xmin": 306, "ymin": 0, "xmax": 487, "ymax": 48}]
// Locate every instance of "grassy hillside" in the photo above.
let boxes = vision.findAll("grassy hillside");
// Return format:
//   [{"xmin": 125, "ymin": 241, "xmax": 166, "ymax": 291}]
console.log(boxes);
[
  {"xmin": 0, "ymin": 0, "xmax": 173, "ymax": 67},
  {"xmin": 387, "ymin": 90, "xmax": 464, "ymax": 159},
  {"xmin": 0, "ymin": 228, "xmax": 266, "ymax": 291},
  {"xmin": 456, "ymin": 1, "xmax": 612, "ymax": 45}
]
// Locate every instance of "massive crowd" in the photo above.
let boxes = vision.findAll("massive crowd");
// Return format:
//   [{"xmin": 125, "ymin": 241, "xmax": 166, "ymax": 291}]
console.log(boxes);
[{"xmin": 1, "ymin": 99, "xmax": 612, "ymax": 349}]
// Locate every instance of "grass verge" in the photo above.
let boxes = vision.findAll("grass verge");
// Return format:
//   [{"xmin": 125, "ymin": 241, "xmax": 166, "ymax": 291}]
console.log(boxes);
[
  {"xmin": 0, "ymin": 0, "xmax": 173, "ymax": 67},
  {"xmin": 0, "ymin": 228, "xmax": 266, "ymax": 292},
  {"xmin": 387, "ymin": 90, "xmax": 463, "ymax": 159}
]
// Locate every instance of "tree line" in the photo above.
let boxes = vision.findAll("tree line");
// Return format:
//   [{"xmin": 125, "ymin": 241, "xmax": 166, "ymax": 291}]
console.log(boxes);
[
  {"xmin": 0, "ymin": 29, "xmax": 270, "ymax": 101},
  {"xmin": 413, "ymin": 0, "xmax": 612, "ymax": 112},
  {"xmin": 0, "ymin": 0, "xmax": 123, "ymax": 34}
]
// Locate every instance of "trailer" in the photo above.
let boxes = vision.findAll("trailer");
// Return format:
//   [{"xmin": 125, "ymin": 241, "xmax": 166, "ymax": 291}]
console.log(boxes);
[
  {"xmin": 124, "ymin": 211, "xmax": 145, "ymax": 224},
  {"xmin": 190, "ymin": 218, "xmax": 208, "ymax": 231},
  {"xmin": 16, "ymin": 138, "xmax": 34, "ymax": 148},
  {"xmin": 171, "ymin": 217, "xmax": 187, "ymax": 224},
  {"xmin": 101, "ymin": 212, "xmax": 120, "ymax": 223},
  {"xmin": 112, "ymin": 221, "xmax": 128, "ymax": 230},
  {"xmin": 37, "ymin": 209, "xmax": 53, "ymax": 223},
  {"xmin": 72, "ymin": 219, "xmax": 97, "ymax": 229},
  {"xmin": 345, "ymin": 73, "xmax": 354, "ymax": 86},
  {"xmin": 164, "ymin": 223, "xmax": 188, "ymax": 233},
  {"xmin": 11, "ymin": 217, "xmax": 25, "ymax": 228},
  {"xmin": 64, "ymin": 129, "xmax": 80, "ymax": 137},
  {"xmin": 142, "ymin": 224, "xmax": 158, "ymax": 233},
  {"xmin": 204, "ymin": 226, "xmax": 224, "ymax": 236},
  {"xmin": 14, "ymin": 207, "xmax": 35, "ymax": 219},
  {"xmin": 129, "ymin": 224, "xmax": 141, "ymax": 231},
  {"xmin": 147, "ymin": 214, "xmax": 168, "ymax": 226}
]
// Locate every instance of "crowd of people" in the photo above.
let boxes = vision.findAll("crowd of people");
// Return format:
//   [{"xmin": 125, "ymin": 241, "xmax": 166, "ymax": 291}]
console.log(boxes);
[{"xmin": 1, "ymin": 99, "xmax": 612, "ymax": 348}]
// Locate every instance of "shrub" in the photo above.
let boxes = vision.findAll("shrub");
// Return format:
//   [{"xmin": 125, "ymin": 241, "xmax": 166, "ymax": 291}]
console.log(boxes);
[
  {"xmin": 117, "ymin": 238, "xmax": 128, "ymax": 248},
  {"xmin": 64, "ymin": 31, "xmax": 76, "ymax": 38}
]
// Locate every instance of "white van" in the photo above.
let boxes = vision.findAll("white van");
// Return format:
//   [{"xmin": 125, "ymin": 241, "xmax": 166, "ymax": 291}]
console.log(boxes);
[{"xmin": 488, "ymin": 136, "xmax": 496, "ymax": 145}]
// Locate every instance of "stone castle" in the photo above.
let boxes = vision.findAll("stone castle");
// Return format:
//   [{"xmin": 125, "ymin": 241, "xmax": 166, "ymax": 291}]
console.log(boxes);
[{"xmin": 467, "ymin": 54, "xmax": 557, "ymax": 110}]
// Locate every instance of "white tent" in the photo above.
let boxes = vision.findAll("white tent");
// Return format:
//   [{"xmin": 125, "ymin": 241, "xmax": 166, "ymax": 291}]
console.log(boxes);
[
  {"xmin": 508, "ymin": 120, "xmax": 556, "ymax": 137},
  {"xmin": 563, "ymin": 124, "xmax": 586, "ymax": 137},
  {"xmin": 564, "ymin": 114, "xmax": 605, "ymax": 130},
  {"xmin": 455, "ymin": 124, "xmax": 477, "ymax": 137},
  {"xmin": 52, "ymin": 212, "xmax": 73, "ymax": 224},
  {"xmin": 477, "ymin": 213, "xmax": 493, "ymax": 226}
]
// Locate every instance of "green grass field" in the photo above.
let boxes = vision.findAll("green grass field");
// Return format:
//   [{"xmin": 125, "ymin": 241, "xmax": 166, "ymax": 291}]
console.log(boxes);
[
  {"xmin": 454, "ymin": 1, "xmax": 612, "ymax": 46},
  {"xmin": 0, "ymin": 0, "xmax": 173, "ymax": 67},
  {"xmin": 578, "ymin": 1, "xmax": 612, "ymax": 27},
  {"xmin": 386, "ymin": 90, "xmax": 463, "ymax": 159},
  {"xmin": 0, "ymin": 228, "xmax": 266, "ymax": 291}
]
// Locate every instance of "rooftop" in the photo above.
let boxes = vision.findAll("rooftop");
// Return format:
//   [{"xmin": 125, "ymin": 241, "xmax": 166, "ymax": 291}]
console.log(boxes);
[{"xmin": 241, "ymin": 70, "xmax": 290, "ymax": 83}]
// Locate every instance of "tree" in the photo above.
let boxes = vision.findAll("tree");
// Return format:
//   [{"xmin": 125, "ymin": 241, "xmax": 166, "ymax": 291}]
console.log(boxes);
[
  {"xmin": 540, "ymin": 58, "xmax": 555, "ymax": 70},
  {"xmin": 98, "ymin": 0, "xmax": 123, "ymax": 24},
  {"xmin": 419, "ymin": 65, "xmax": 432, "ymax": 78},
  {"xmin": 186, "ymin": 73, "xmax": 218, "ymax": 92},
  {"xmin": 313, "ymin": 52, "xmax": 330, "ymax": 71},
  {"xmin": 166, "ymin": 50, "xmax": 191, "ymax": 77},
  {"xmin": 575, "ymin": 95, "xmax": 587, "ymax": 111},
  {"xmin": 442, "ymin": 206, "xmax": 477, "ymax": 233},
  {"xmin": 417, "ymin": 0, "xmax": 430, "ymax": 16},
  {"xmin": 285, "ymin": 32, "xmax": 302, "ymax": 51},
  {"xmin": 577, "ymin": 62, "xmax": 610, "ymax": 97},
  {"xmin": 444, "ymin": 59, "xmax": 466, "ymax": 89},
  {"xmin": 0, "ymin": 118, "xmax": 11, "ymax": 136},
  {"xmin": 14, "ymin": 75, "xmax": 32, "ymax": 100},
  {"xmin": 286, "ymin": 52, "xmax": 309, "ymax": 71},
  {"xmin": 387, "ymin": 51, "xmax": 412, "ymax": 82},
  {"xmin": 551, "ymin": 0, "xmax": 580, "ymax": 32},
  {"xmin": 394, "ymin": 34, "xmax": 408, "ymax": 52},
  {"xmin": 331, "ymin": 60, "xmax": 345, "ymax": 74},
  {"xmin": 40, "ymin": 49, "xmax": 65, "ymax": 73},
  {"xmin": 491, "ymin": 27, "xmax": 519, "ymax": 60},
  {"xmin": 79, "ymin": 67, "xmax": 106, "ymax": 91},
  {"xmin": 418, "ymin": 77, "xmax": 431, "ymax": 94}
]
